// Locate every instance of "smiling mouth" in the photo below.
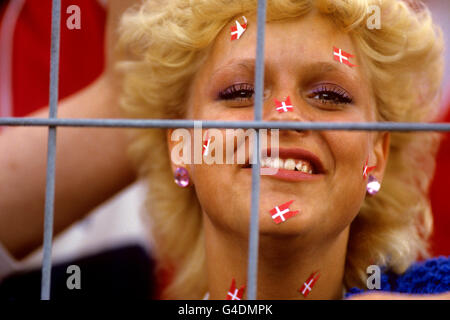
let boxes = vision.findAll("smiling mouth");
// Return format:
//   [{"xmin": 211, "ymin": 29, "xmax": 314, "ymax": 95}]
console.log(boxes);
[
  {"xmin": 244, "ymin": 157, "xmax": 314, "ymax": 174},
  {"xmin": 241, "ymin": 148, "xmax": 326, "ymax": 181}
]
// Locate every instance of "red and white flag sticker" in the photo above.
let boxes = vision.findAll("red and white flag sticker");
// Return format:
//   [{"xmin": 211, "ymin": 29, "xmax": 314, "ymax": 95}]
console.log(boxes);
[
  {"xmin": 363, "ymin": 157, "xmax": 376, "ymax": 179},
  {"xmin": 275, "ymin": 96, "xmax": 294, "ymax": 113},
  {"xmin": 226, "ymin": 278, "xmax": 246, "ymax": 300},
  {"xmin": 333, "ymin": 46, "xmax": 357, "ymax": 67},
  {"xmin": 231, "ymin": 16, "xmax": 248, "ymax": 41},
  {"xmin": 269, "ymin": 200, "xmax": 299, "ymax": 224},
  {"xmin": 203, "ymin": 132, "xmax": 211, "ymax": 157},
  {"xmin": 299, "ymin": 271, "xmax": 320, "ymax": 298}
]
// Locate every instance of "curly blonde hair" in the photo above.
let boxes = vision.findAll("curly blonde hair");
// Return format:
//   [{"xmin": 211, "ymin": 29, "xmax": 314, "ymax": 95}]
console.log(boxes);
[{"xmin": 118, "ymin": 0, "xmax": 444, "ymax": 299}]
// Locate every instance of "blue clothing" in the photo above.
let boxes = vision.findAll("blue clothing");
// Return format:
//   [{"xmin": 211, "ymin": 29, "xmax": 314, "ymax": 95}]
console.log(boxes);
[{"xmin": 346, "ymin": 256, "xmax": 450, "ymax": 298}]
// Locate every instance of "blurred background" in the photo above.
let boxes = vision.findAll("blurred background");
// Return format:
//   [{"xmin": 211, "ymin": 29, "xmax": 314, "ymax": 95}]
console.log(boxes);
[{"xmin": 0, "ymin": 0, "xmax": 448, "ymax": 299}]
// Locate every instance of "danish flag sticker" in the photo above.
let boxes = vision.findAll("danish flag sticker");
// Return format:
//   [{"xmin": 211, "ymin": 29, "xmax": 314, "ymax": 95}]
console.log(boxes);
[
  {"xmin": 333, "ymin": 46, "xmax": 357, "ymax": 67},
  {"xmin": 299, "ymin": 271, "xmax": 321, "ymax": 298},
  {"xmin": 269, "ymin": 200, "xmax": 299, "ymax": 224},
  {"xmin": 226, "ymin": 278, "xmax": 246, "ymax": 300},
  {"xmin": 203, "ymin": 132, "xmax": 211, "ymax": 157},
  {"xmin": 275, "ymin": 96, "xmax": 294, "ymax": 113},
  {"xmin": 231, "ymin": 16, "xmax": 248, "ymax": 41},
  {"xmin": 363, "ymin": 157, "xmax": 376, "ymax": 179}
]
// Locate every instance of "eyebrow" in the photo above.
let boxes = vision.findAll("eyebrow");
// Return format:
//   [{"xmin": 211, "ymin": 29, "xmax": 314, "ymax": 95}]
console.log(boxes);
[
  {"xmin": 211, "ymin": 59, "xmax": 357, "ymax": 82},
  {"xmin": 210, "ymin": 59, "xmax": 256, "ymax": 79}
]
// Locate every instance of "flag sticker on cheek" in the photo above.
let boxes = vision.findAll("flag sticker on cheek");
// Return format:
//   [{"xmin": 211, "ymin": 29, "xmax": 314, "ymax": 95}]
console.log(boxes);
[
  {"xmin": 363, "ymin": 157, "xmax": 376, "ymax": 179},
  {"xmin": 333, "ymin": 46, "xmax": 357, "ymax": 67},
  {"xmin": 275, "ymin": 96, "xmax": 294, "ymax": 113},
  {"xmin": 269, "ymin": 200, "xmax": 299, "ymax": 224},
  {"xmin": 231, "ymin": 16, "xmax": 248, "ymax": 41},
  {"xmin": 299, "ymin": 271, "xmax": 321, "ymax": 298},
  {"xmin": 226, "ymin": 278, "xmax": 246, "ymax": 300},
  {"xmin": 203, "ymin": 131, "xmax": 211, "ymax": 157}
]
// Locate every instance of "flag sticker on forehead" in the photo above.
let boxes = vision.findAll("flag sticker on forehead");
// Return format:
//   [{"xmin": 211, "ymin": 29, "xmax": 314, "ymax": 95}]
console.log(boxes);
[
  {"xmin": 275, "ymin": 96, "xmax": 294, "ymax": 113},
  {"xmin": 231, "ymin": 16, "xmax": 248, "ymax": 41},
  {"xmin": 226, "ymin": 278, "xmax": 246, "ymax": 300},
  {"xmin": 333, "ymin": 46, "xmax": 357, "ymax": 68},
  {"xmin": 299, "ymin": 271, "xmax": 321, "ymax": 298},
  {"xmin": 269, "ymin": 200, "xmax": 299, "ymax": 224}
]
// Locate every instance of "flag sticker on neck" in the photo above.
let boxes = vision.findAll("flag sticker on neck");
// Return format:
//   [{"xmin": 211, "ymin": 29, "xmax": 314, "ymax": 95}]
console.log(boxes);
[
  {"xmin": 269, "ymin": 200, "xmax": 299, "ymax": 224},
  {"xmin": 231, "ymin": 16, "xmax": 248, "ymax": 41},
  {"xmin": 333, "ymin": 46, "xmax": 357, "ymax": 67},
  {"xmin": 226, "ymin": 278, "xmax": 246, "ymax": 300},
  {"xmin": 275, "ymin": 96, "xmax": 294, "ymax": 113},
  {"xmin": 299, "ymin": 271, "xmax": 321, "ymax": 298}
]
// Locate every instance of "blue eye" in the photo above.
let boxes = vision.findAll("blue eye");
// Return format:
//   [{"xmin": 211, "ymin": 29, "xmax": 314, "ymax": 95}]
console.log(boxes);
[{"xmin": 218, "ymin": 83, "xmax": 254, "ymax": 101}]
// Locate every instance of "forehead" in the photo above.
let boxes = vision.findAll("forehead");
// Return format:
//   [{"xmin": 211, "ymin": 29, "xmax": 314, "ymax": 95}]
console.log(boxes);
[{"xmin": 200, "ymin": 10, "xmax": 362, "ymax": 82}]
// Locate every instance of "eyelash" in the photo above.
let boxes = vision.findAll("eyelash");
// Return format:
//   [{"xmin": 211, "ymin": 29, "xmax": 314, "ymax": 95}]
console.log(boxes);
[
  {"xmin": 218, "ymin": 83, "xmax": 353, "ymax": 106},
  {"xmin": 218, "ymin": 83, "xmax": 254, "ymax": 101},
  {"xmin": 308, "ymin": 85, "xmax": 353, "ymax": 105}
]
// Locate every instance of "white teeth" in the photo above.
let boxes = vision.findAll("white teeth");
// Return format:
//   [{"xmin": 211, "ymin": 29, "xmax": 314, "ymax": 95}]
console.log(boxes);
[
  {"xmin": 260, "ymin": 157, "xmax": 314, "ymax": 173},
  {"xmin": 273, "ymin": 158, "xmax": 284, "ymax": 169},
  {"xmin": 284, "ymin": 159, "xmax": 296, "ymax": 170}
]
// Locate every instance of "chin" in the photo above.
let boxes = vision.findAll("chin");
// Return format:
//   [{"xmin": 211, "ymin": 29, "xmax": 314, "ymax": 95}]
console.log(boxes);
[{"xmin": 257, "ymin": 208, "xmax": 312, "ymax": 238}]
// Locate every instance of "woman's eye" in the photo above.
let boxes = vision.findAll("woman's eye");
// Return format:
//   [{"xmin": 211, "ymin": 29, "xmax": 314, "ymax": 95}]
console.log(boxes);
[
  {"xmin": 308, "ymin": 85, "xmax": 353, "ymax": 106},
  {"xmin": 218, "ymin": 83, "xmax": 254, "ymax": 101}
]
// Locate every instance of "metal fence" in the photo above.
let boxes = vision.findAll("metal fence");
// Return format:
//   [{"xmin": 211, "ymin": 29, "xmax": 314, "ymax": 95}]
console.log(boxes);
[{"xmin": 1, "ymin": 0, "xmax": 449, "ymax": 300}]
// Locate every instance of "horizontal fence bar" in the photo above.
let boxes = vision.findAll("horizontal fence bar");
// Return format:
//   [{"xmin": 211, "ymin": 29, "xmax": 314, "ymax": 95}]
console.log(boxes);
[{"xmin": 1, "ymin": 118, "xmax": 450, "ymax": 131}]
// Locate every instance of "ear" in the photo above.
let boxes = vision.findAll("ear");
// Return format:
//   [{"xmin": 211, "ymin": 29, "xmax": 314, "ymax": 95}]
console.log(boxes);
[
  {"xmin": 166, "ymin": 128, "xmax": 192, "ymax": 176},
  {"xmin": 370, "ymin": 131, "xmax": 390, "ymax": 182}
]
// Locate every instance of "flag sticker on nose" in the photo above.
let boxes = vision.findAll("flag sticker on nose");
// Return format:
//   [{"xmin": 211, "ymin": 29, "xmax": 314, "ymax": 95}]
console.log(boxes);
[
  {"xmin": 299, "ymin": 271, "xmax": 321, "ymax": 298},
  {"xmin": 231, "ymin": 16, "xmax": 248, "ymax": 41},
  {"xmin": 333, "ymin": 46, "xmax": 357, "ymax": 67},
  {"xmin": 275, "ymin": 96, "xmax": 294, "ymax": 113},
  {"xmin": 226, "ymin": 278, "xmax": 246, "ymax": 300},
  {"xmin": 269, "ymin": 200, "xmax": 299, "ymax": 224}
]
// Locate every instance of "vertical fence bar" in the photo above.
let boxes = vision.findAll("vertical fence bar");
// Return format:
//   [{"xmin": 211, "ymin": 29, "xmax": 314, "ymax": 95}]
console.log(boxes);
[
  {"xmin": 247, "ymin": 0, "xmax": 267, "ymax": 301},
  {"xmin": 41, "ymin": 0, "xmax": 61, "ymax": 300}
]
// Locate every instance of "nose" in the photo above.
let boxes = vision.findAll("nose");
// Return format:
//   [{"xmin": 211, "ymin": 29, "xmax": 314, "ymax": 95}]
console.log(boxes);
[{"xmin": 263, "ymin": 93, "xmax": 310, "ymax": 135}]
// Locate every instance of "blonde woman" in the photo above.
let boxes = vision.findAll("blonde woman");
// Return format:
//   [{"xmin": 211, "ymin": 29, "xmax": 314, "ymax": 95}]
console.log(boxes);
[{"xmin": 119, "ymin": 0, "xmax": 449, "ymax": 299}]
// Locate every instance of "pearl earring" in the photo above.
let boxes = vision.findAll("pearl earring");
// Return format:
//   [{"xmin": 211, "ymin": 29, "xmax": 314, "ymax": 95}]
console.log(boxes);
[
  {"xmin": 174, "ymin": 167, "xmax": 190, "ymax": 188},
  {"xmin": 366, "ymin": 175, "xmax": 381, "ymax": 195}
]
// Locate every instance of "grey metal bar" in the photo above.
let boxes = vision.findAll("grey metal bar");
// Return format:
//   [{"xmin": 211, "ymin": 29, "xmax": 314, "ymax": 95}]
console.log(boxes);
[
  {"xmin": 247, "ymin": 0, "xmax": 267, "ymax": 301},
  {"xmin": 41, "ymin": 0, "xmax": 61, "ymax": 300},
  {"xmin": 1, "ymin": 117, "xmax": 450, "ymax": 131}
]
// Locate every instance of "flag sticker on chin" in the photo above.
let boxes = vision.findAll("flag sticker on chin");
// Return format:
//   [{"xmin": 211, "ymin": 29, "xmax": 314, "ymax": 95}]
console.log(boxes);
[
  {"xmin": 299, "ymin": 271, "xmax": 321, "ymax": 298},
  {"xmin": 275, "ymin": 96, "xmax": 294, "ymax": 113},
  {"xmin": 269, "ymin": 200, "xmax": 299, "ymax": 224},
  {"xmin": 333, "ymin": 46, "xmax": 357, "ymax": 67},
  {"xmin": 226, "ymin": 278, "xmax": 246, "ymax": 300},
  {"xmin": 231, "ymin": 16, "xmax": 248, "ymax": 41}
]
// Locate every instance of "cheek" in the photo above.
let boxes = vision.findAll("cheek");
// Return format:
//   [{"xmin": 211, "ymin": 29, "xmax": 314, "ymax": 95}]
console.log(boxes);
[
  {"xmin": 191, "ymin": 163, "xmax": 250, "ymax": 232},
  {"xmin": 324, "ymin": 131, "xmax": 369, "ymax": 226}
]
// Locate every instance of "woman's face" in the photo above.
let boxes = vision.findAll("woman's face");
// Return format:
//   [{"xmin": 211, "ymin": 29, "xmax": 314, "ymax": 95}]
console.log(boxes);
[{"xmin": 171, "ymin": 11, "xmax": 389, "ymax": 244}]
